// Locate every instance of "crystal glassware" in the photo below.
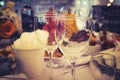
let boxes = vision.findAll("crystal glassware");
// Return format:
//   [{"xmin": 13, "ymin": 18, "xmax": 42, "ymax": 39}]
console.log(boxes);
[
  {"xmin": 90, "ymin": 53, "xmax": 116, "ymax": 80},
  {"xmin": 57, "ymin": 16, "xmax": 93, "ymax": 80},
  {"xmin": 43, "ymin": 14, "xmax": 64, "ymax": 69}
]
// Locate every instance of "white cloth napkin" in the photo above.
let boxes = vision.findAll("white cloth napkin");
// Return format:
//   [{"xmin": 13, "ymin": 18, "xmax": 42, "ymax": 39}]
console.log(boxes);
[
  {"xmin": 61, "ymin": 44, "xmax": 101, "ymax": 66},
  {"xmin": 83, "ymin": 44, "xmax": 101, "ymax": 56}
]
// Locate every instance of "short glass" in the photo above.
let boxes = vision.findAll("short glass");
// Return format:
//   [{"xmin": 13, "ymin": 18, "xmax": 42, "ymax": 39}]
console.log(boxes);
[{"xmin": 90, "ymin": 53, "xmax": 116, "ymax": 80}]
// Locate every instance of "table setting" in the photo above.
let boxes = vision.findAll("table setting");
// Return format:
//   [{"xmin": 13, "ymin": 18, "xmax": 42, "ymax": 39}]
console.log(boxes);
[
  {"xmin": 0, "ymin": 15, "xmax": 120, "ymax": 80},
  {"xmin": 0, "ymin": 45, "xmax": 120, "ymax": 80}
]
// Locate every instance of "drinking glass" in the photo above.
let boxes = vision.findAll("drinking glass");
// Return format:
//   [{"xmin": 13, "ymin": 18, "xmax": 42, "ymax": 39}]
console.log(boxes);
[
  {"xmin": 43, "ymin": 14, "xmax": 64, "ymax": 69},
  {"xmin": 46, "ymin": 43, "xmax": 58, "ymax": 68},
  {"xmin": 46, "ymin": 43, "xmax": 57, "ymax": 80},
  {"xmin": 42, "ymin": 14, "xmax": 61, "ymax": 80},
  {"xmin": 90, "ymin": 53, "xmax": 116, "ymax": 80},
  {"xmin": 57, "ymin": 16, "xmax": 93, "ymax": 80}
]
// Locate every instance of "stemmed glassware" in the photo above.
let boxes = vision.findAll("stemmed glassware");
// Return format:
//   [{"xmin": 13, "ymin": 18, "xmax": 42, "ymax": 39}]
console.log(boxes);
[
  {"xmin": 43, "ymin": 15, "xmax": 64, "ymax": 80},
  {"xmin": 46, "ymin": 43, "xmax": 58, "ymax": 68},
  {"xmin": 46, "ymin": 42, "xmax": 57, "ymax": 80},
  {"xmin": 57, "ymin": 16, "xmax": 93, "ymax": 80},
  {"xmin": 43, "ymin": 15, "xmax": 64, "ymax": 69}
]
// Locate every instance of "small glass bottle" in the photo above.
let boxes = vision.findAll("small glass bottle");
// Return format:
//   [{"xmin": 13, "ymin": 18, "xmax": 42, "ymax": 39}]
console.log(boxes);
[
  {"xmin": 21, "ymin": 0, "xmax": 35, "ymax": 32},
  {"xmin": 100, "ymin": 28, "xmax": 109, "ymax": 50}
]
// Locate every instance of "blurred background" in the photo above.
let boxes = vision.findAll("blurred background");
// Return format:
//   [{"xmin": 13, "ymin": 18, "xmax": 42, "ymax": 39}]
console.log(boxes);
[
  {"xmin": 0, "ymin": 0, "xmax": 120, "ymax": 33},
  {"xmin": 1, "ymin": 0, "xmax": 120, "ymax": 15}
]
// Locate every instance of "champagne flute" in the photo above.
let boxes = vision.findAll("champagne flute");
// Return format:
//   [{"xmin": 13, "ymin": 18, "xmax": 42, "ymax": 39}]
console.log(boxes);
[
  {"xmin": 43, "ymin": 14, "xmax": 64, "ymax": 69},
  {"xmin": 46, "ymin": 43, "xmax": 57, "ymax": 68},
  {"xmin": 54, "ymin": 15, "xmax": 66, "ymax": 68},
  {"xmin": 42, "ymin": 15, "xmax": 58, "ymax": 80},
  {"xmin": 44, "ymin": 15, "xmax": 64, "ymax": 80}
]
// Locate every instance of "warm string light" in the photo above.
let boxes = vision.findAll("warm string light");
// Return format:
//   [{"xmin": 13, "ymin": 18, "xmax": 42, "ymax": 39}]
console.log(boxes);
[
  {"xmin": 107, "ymin": 3, "xmax": 112, "ymax": 6},
  {"xmin": 107, "ymin": 0, "xmax": 114, "ymax": 6},
  {"xmin": 0, "ymin": 1, "xmax": 4, "ymax": 6},
  {"xmin": 109, "ymin": 0, "xmax": 114, "ymax": 3}
]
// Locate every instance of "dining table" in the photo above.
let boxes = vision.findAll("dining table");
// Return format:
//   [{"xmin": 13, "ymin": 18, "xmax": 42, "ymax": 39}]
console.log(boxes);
[
  {"xmin": 0, "ymin": 59, "xmax": 93, "ymax": 80},
  {"xmin": 0, "ymin": 44, "xmax": 120, "ymax": 80}
]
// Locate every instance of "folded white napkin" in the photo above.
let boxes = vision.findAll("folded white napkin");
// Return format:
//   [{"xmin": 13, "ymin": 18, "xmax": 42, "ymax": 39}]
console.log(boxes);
[
  {"xmin": 76, "ymin": 55, "xmax": 92, "ymax": 66},
  {"xmin": 60, "ymin": 44, "xmax": 101, "ymax": 66},
  {"xmin": 83, "ymin": 44, "xmax": 101, "ymax": 56}
]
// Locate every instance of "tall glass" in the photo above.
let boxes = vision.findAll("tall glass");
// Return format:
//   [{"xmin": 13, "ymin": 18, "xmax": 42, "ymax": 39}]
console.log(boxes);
[
  {"xmin": 90, "ymin": 53, "xmax": 116, "ymax": 80},
  {"xmin": 57, "ymin": 16, "xmax": 92, "ymax": 80},
  {"xmin": 43, "ymin": 14, "xmax": 63, "ymax": 80},
  {"xmin": 43, "ymin": 14, "xmax": 64, "ymax": 69}
]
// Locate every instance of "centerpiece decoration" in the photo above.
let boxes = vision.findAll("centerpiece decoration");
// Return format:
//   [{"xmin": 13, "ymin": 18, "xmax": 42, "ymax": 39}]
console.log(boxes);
[{"xmin": 12, "ymin": 29, "xmax": 49, "ymax": 79}]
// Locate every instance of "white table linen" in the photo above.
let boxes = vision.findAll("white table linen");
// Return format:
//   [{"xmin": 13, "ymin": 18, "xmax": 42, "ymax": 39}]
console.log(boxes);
[{"xmin": 0, "ymin": 45, "xmax": 120, "ymax": 80}]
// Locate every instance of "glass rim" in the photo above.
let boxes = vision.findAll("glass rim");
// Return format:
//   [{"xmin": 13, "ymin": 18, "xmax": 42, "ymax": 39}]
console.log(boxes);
[
  {"xmin": 58, "ymin": 15, "xmax": 91, "ymax": 20},
  {"xmin": 90, "ymin": 53, "xmax": 116, "ymax": 68},
  {"xmin": 11, "ymin": 45, "xmax": 44, "ymax": 51},
  {"xmin": 91, "ymin": 53, "xmax": 116, "ymax": 60},
  {"xmin": 40, "ymin": 14, "xmax": 92, "ymax": 20}
]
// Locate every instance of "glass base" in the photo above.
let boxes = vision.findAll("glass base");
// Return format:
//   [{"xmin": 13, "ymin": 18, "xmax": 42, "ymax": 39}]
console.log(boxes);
[{"xmin": 47, "ymin": 59, "xmax": 64, "ymax": 69}]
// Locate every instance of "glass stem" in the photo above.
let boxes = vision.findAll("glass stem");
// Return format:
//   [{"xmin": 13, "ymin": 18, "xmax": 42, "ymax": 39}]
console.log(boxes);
[
  {"xmin": 49, "ymin": 52, "xmax": 53, "ymax": 80},
  {"xmin": 49, "ymin": 68, "xmax": 53, "ymax": 80},
  {"xmin": 71, "ymin": 62, "xmax": 76, "ymax": 80},
  {"xmin": 49, "ymin": 52, "xmax": 52, "ymax": 60}
]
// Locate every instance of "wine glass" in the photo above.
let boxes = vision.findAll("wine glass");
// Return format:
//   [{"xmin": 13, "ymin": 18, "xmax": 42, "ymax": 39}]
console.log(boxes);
[
  {"xmin": 46, "ymin": 43, "xmax": 57, "ymax": 80},
  {"xmin": 57, "ymin": 16, "xmax": 93, "ymax": 80},
  {"xmin": 90, "ymin": 53, "xmax": 116, "ymax": 80}
]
